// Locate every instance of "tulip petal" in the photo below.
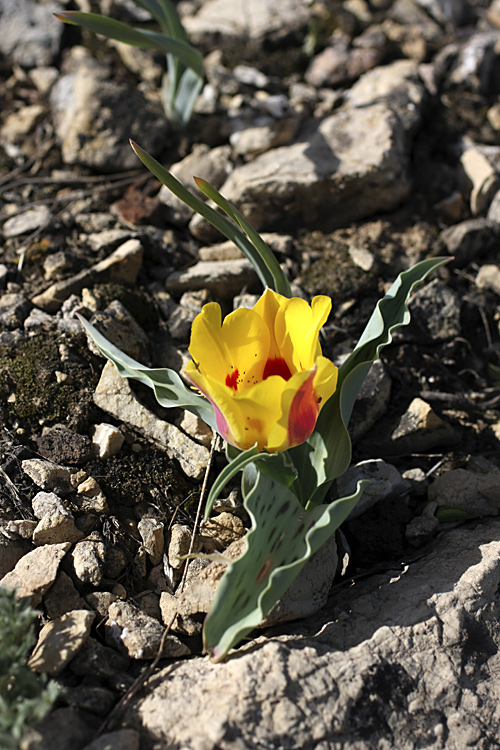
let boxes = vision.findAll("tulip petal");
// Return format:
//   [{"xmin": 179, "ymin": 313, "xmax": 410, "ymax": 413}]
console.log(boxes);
[
  {"xmin": 252, "ymin": 288, "xmax": 286, "ymax": 360},
  {"xmin": 275, "ymin": 295, "xmax": 332, "ymax": 372},
  {"xmin": 313, "ymin": 355, "xmax": 338, "ymax": 410},
  {"xmin": 189, "ymin": 303, "xmax": 270, "ymax": 391}
]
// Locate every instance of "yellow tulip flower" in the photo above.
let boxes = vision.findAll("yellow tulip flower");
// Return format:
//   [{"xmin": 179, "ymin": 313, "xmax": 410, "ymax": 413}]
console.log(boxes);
[{"xmin": 186, "ymin": 288, "xmax": 338, "ymax": 453}]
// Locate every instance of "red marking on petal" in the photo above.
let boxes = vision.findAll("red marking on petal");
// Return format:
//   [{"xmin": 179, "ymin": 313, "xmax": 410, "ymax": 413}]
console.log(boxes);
[
  {"xmin": 225, "ymin": 368, "xmax": 239, "ymax": 391},
  {"xmin": 263, "ymin": 357, "xmax": 292, "ymax": 381},
  {"xmin": 287, "ymin": 371, "xmax": 319, "ymax": 448}
]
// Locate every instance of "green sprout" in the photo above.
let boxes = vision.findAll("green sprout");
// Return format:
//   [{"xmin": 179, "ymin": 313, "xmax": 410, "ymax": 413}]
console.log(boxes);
[{"xmin": 56, "ymin": 0, "xmax": 204, "ymax": 130}]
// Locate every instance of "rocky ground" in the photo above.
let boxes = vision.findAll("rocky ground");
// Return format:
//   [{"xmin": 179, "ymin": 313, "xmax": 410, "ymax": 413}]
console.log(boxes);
[{"xmin": 1, "ymin": 0, "xmax": 500, "ymax": 748}]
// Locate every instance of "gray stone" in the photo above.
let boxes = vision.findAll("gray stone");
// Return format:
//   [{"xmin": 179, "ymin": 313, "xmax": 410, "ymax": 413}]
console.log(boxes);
[
  {"xmin": 166, "ymin": 259, "xmax": 258, "ymax": 299},
  {"xmin": 404, "ymin": 279, "xmax": 461, "ymax": 342},
  {"xmin": 91, "ymin": 423, "xmax": 124, "ymax": 459},
  {"xmin": 158, "ymin": 144, "xmax": 233, "ymax": 227},
  {"xmin": 488, "ymin": 188, "xmax": 500, "ymax": 223},
  {"xmin": 105, "ymin": 600, "xmax": 190, "ymax": 659},
  {"xmin": 31, "ymin": 491, "xmax": 65, "ymax": 519},
  {"xmin": 19, "ymin": 707, "xmax": 94, "ymax": 750},
  {"xmin": 0, "ymin": 292, "xmax": 32, "ymax": 330},
  {"xmin": 28, "ymin": 610, "xmax": 95, "ymax": 676},
  {"xmin": 390, "ymin": 397, "xmax": 460, "ymax": 453},
  {"xmin": 93, "ymin": 362, "xmax": 210, "ymax": 480},
  {"xmin": 50, "ymin": 53, "xmax": 167, "ymax": 171},
  {"xmin": 0, "ymin": 543, "xmax": 71, "ymax": 606},
  {"xmin": 459, "ymin": 144, "xmax": 500, "ymax": 215},
  {"xmin": 71, "ymin": 540, "xmax": 106, "ymax": 586},
  {"xmin": 130, "ymin": 519, "xmax": 500, "ymax": 750},
  {"xmin": 183, "ymin": 0, "xmax": 310, "ymax": 43},
  {"xmin": 138, "ymin": 517, "xmax": 165, "ymax": 567},
  {"xmin": 405, "ymin": 514, "xmax": 439, "ymax": 547},
  {"xmin": 447, "ymin": 31, "xmax": 499, "ymax": 93},
  {"xmin": 476, "ymin": 264, "xmax": 500, "ymax": 296},
  {"xmin": 88, "ymin": 299, "xmax": 150, "ymax": 363},
  {"xmin": 439, "ymin": 218, "xmax": 498, "ymax": 267},
  {"xmin": 336, "ymin": 459, "xmax": 411, "ymax": 520},
  {"xmin": 32, "ymin": 511, "xmax": 84, "ymax": 546},
  {"xmin": 306, "ymin": 27, "xmax": 388, "ymax": 88},
  {"xmin": 0, "ymin": 0, "xmax": 63, "ymax": 68},
  {"xmin": 428, "ymin": 468, "xmax": 500, "ymax": 517},
  {"xmin": 82, "ymin": 729, "xmax": 140, "ymax": 750},
  {"xmin": 32, "ymin": 239, "xmax": 143, "ymax": 313},
  {"xmin": 190, "ymin": 65, "xmax": 424, "ymax": 239},
  {"xmin": 2, "ymin": 206, "xmax": 51, "ymax": 238},
  {"xmin": 22, "ymin": 459, "xmax": 72, "ymax": 496}
]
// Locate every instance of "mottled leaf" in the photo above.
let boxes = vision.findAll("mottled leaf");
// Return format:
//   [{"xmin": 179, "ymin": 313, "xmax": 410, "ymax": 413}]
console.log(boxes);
[{"xmin": 203, "ymin": 471, "xmax": 368, "ymax": 661}]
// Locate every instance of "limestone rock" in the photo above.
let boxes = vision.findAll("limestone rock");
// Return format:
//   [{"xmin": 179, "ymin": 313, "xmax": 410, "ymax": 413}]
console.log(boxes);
[
  {"xmin": 161, "ymin": 534, "xmax": 339, "ymax": 636},
  {"xmin": 2, "ymin": 207, "xmax": 51, "ymax": 238},
  {"xmin": 93, "ymin": 361, "xmax": 210, "ymax": 480},
  {"xmin": 32, "ymin": 511, "xmax": 84, "ymax": 546},
  {"xmin": 183, "ymin": 0, "xmax": 310, "ymax": 43},
  {"xmin": 44, "ymin": 570, "xmax": 90, "ymax": 620},
  {"xmin": 168, "ymin": 524, "xmax": 195, "ymax": 570},
  {"xmin": 165, "ymin": 259, "xmax": 258, "ymax": 299},
  {"xmin": 50, "ymin": 53, "xmax": 166, "ymax": 171},
  {"xmin": 428, "ymin": 468, "xmax": 500, "ymax": 516},
  {"xmin": 190, "ymin": 88, "xmax": 421, "ymax": 239},
  {"xmin": 32, "ymin": 239, "xmax": 143, "ymax": 313},
  {"xmin": 0, "ymin": 292, "xmax": 32, "ymax": 329},
  {"xmin": 19, "ymin": 707, "xmax": 95, "ymax": 750},
  {"xmin": 336, "ymin": 459, "xmax": 411, "ymax": 520},
  {"xmin": 105, "ymin": 600, "xmax": 190, "ymax": 659},
  {"xmin": 131, "ymin": 519, "xmax": 500, "ymax": 750},
  {"xmin": 439, "ymin": 218, "xmax": 498, "ymax": 267},
  {"xmin": 81, "ymin": 729, "xmax": 140, "ymax": 750},
  {"xmin": 91, "ymin": 423, "xmax": 124, "ymax": 459},
  {"xmin": 0, "ymin": 542, "xmax": 71, "ymax": 606},
  {"xmin": 390, "ymin": 397, "xmax": 460, "ymax": 453},
  {"xmin": 349, "ymin": 359, "xmax": 392, "ymax": 443},
  {"xmin": 476, "ymin": 264, "xmax": 500, "ymax": 296},
  {"xmin": 200, "ymin": 512, "xmax": 246, "ymax": 552},
  {"xmin": 28, "ymin": 610, "xmax": 95, "ymax": 676},
  {"xmin": 137, "ymin": 517, "xmax": 165, "ymax": 566},
  {"xmin": 71, "ymin": 540, "xmax": 106, "ymax": 586},
  {"xmin": 0, "ymin": 0, "xmax": 63, "ymax": 68}
]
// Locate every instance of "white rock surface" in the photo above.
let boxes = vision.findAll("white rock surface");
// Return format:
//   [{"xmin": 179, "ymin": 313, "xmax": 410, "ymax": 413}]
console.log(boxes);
[
  {"xmin": 131, "ymin": 519, "xmax": 500, "ymax": 750},
  {"xmin": 93, "ymin": 362, "xmax": 210, "ymax": 480}
]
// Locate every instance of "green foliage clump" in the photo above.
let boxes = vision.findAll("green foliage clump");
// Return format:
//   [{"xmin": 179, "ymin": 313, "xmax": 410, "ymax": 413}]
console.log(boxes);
[{"xmin": 0, "ymin": 588, "xmax": 59, "ymax": 749}]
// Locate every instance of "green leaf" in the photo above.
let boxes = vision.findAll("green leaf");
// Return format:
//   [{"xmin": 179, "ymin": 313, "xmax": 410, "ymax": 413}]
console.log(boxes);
[
  {"xmin": 205, "ymin": 448, "xmax": 299, "ymax": 519},
  {"xmin": 205, "ymin": 445, "xmax": 260, "ymax": 519},
  {"xmin": 164, "ymin": 67, "xmax": 204, "ymax": 130},
  {"xmin": 55, "ymin": 12, "xmax": 203, "ymax": 78},
  {"xmin": 78, "ymin": 314, "xmax": 216, "ymax": 430},
  {"xmin": 203, "ymin": 473, "xmax": 368, "ymax": 661},
  {"xmin": 193, "ymin": 177, "xmax": 291, "ymax": 297},
  {"xmin": 130, "ymin": 141, "xmax": 289, "ymax": 294},
  {"xmin": 290, "ymin": 257, "xmax": 451, "ymax": 507}
]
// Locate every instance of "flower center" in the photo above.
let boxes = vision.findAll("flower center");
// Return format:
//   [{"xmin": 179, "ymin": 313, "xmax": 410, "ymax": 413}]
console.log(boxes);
[
  {"xmin": 262, "ymin": 357, "xmax": 292, "ymax": 381},
  {"xmin": 225, "ymin": 368, "xmax": 239, "ymax": 391}
]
